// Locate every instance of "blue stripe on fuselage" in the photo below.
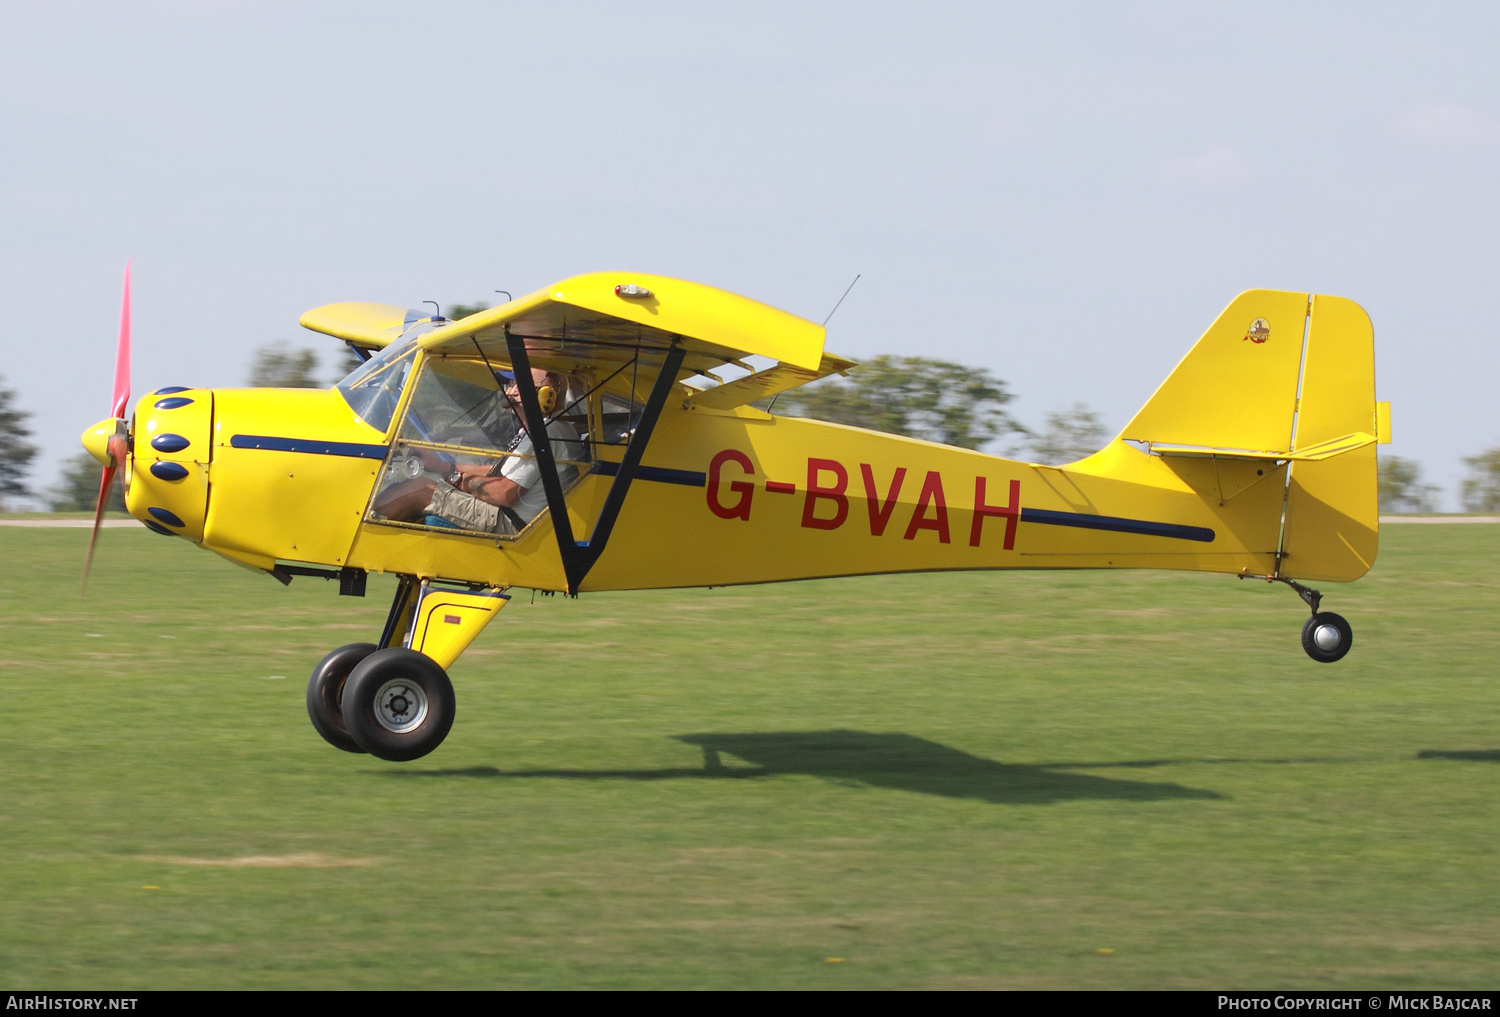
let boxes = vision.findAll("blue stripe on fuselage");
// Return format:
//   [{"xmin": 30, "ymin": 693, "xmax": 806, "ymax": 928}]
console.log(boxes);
[
  {"xmin": 1020, "ymin": 507, "xmax": 1216, "ymax": 543},
  {"xmin": 228, "ymin": 435, "xmax": 389, "ymax": 459},
  {"xmin": 591, "ymin": 461, "xmax": 707, "ymax": 487}
]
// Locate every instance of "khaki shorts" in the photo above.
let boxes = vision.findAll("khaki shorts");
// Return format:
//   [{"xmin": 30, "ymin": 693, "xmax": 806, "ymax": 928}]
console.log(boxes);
[{"xmin": 426, "ymin": 484, "xmax": 521, "ymax": 535}]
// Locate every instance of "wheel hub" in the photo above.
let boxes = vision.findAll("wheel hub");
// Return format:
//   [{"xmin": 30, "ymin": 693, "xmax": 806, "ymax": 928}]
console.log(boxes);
[
  {"xmin": 1313, "ymin": 623, "xmax": 1343, "ymax": 651},
  {"xmin": 374, "ymin": 679, "xmax": 429, "ymax": 733}
]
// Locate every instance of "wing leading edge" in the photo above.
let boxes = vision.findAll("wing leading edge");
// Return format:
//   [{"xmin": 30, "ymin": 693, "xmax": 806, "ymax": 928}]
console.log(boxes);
[
  {"xmin": 304, "ymin": 273, "xmax": 852, "ymax": 406},
  {"xmin": 417, "ymin": 272, "xmax": 827, "ymax": 371}
]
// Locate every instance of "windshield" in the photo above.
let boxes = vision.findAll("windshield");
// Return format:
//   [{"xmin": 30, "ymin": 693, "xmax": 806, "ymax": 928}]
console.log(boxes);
[{"xmin": 336, "ymin": 338, "xmax": 418, "ymax": 434}]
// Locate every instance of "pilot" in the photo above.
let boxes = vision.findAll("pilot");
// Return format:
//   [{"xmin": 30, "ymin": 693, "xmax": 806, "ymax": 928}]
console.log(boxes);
[{"xmin": 377, "ymin": 368, "xmax": 582, "ymax": 535}]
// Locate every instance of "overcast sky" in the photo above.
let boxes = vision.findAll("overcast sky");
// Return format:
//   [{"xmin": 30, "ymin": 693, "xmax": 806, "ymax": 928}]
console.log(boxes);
[{"xmin": 2, "ymin": 1, "xmax": 1496, "ymax": 507}]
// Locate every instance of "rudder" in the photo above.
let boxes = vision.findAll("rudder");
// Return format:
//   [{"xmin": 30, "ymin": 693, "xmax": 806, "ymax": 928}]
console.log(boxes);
[
  {"xmin": 1279, "ymin": 295, "xmax": 1378, "ymax": 582},
  {"xmin": 1120, "ymin": 290, "xmax": 1380, "ymax": 583}
]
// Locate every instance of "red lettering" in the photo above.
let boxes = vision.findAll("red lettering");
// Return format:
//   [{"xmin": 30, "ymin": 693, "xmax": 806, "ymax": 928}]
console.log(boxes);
[
  {"xmin": 860, "ymin": 464, "xmax": 907, "ymax": 536},
  {"xmin": 707, "ymin": 449, "xmax": 754, "ymax": 521},
  {"xmin": 902, "ymin": 471, "xmax": 950, "ymax": 543},
  {"xmin": 969, "ymin": 477, "xmax": 1021, "ymax": 549},
  {"xmin": 801, "ymin": 458, "xmax": 849, "ymax": 530}
]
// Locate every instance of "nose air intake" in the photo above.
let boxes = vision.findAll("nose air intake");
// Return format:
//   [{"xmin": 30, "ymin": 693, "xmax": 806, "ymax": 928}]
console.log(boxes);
[{"xmin": 127, "ymin": 388, "xmax": 214, "ymax": 542}]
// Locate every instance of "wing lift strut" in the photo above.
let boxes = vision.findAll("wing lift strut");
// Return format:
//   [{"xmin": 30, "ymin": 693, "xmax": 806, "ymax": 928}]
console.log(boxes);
[{"xmin": 506, "ymin": 328, "xmax": 686, "ymax": 596}]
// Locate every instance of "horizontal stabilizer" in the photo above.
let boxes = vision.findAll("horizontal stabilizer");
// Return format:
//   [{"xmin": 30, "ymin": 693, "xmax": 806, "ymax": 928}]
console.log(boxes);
[
  {"xmin": 300, "ymin": 303, "xmax": 433, "ymax": 349},
  {"xmin": 1149, "ymin": 432, "xmax": 1376, "ymax": 463}
]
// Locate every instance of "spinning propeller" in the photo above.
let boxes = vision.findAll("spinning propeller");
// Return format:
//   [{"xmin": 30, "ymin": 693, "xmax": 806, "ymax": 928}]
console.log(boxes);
[{"xmin": 80, "ymin": 261, "xmax": 132, "ymax": 591}]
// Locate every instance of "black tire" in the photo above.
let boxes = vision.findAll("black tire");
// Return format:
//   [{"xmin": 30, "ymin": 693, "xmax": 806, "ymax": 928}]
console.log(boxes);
[
  {"xmin": 1301, "ymin": 612, "xmax": 1353, "ymax": 663},
  {"xmin": 341, "ymin": 648, "xmax": 456, "ymax": 762},
  {"xmin": 306, "ymin": 643, "xmax": 377, "ymax": 753}
]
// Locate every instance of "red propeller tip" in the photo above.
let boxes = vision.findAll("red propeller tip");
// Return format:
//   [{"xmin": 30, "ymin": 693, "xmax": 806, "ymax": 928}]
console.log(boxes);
[{"xmin": 111, "ymin": 260, "xmax": 131, "ymax": 419}]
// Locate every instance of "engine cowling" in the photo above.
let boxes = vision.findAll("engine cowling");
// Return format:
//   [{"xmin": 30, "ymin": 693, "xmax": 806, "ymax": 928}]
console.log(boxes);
[{"xmin": 125, "ymin": 387, "xmax": 213, "ymax": 542}]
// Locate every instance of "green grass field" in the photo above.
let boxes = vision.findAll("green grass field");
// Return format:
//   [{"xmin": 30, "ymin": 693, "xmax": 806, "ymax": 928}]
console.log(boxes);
[{"xmin": 1, "ymin": 523, "xmax": 1496, "ymax": 989}]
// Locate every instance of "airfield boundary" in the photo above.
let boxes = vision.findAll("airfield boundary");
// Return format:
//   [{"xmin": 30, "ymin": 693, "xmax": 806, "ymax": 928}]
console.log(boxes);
[
  {"xmin": 0, "ymin": 518, "xmax": 142, "ymax": 527},
  {"xmin": 1, "ymin": 523, "xmax": 1497, "ymax": 988}
]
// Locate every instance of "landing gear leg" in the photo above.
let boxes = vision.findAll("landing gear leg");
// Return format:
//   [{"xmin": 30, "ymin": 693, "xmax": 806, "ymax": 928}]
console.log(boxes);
[
  {"xmin": 307, "ymin": 575, "xmax": 470, "ymax": 761},
  {"xmin": 308, "ymin": 575, "xmax": 501, "ymax": 760},
  {"xmin": 1258, "ymin": 576, "xmax": 1353, "ymax": 663},
  {"xmin": 307, "ymin": 576, "xmax": 429, "ymax": 756}
]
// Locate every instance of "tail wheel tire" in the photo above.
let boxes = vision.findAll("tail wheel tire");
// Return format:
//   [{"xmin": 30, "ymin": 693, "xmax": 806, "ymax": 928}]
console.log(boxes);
[
  {"xmin": 1301, "ymin": 612, "xmax": 1353, "ymax": 663},
  {"xmin": 306, "ymin": 643, "xmax": 377, "ymax": 753},
  {"xmin": 341, "ymin": 648, "xmax": 456, "ymax": 762}
]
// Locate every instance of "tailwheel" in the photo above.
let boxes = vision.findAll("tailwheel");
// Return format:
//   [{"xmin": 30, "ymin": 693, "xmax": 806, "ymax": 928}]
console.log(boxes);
[
  {"xmin": 341, "ymin": 648, "xmax": 456, "ymax": 761},
  {"xmin": 1301, "ymin": 612, "xmax": 1353, "ymax": 663},
  {"xmin": 306, "ymin": 643, "xmax": 377, "ymax": 753},
  {"xmin": 1252, "ymin": 575, "xmax": 1356, "ymax": 664}
]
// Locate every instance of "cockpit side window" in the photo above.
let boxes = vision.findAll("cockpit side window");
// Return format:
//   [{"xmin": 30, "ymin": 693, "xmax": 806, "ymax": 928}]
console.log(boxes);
[
  {"xmin": 399, "ymin": 357, "xmax": 521, "ymax": 451},
  {"xmin": 597, "ymin": 393, "xmax": 644, "ymax": 446},
  {"xmin": 365, "ymin": 356, "xmax": 595, "ymax": 540}
]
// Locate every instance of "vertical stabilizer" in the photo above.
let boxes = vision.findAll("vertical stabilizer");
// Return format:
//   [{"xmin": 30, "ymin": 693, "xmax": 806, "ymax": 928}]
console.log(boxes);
[{"xmin": 1122, "ymin": 290, "xmax": 1309, "ymax": 453}]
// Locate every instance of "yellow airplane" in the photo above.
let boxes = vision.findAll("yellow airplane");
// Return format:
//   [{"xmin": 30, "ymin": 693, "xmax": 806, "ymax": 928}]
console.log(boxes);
[{"xmin": 81, "ymin": 269, "xmax": 1388, "ymax": 762}]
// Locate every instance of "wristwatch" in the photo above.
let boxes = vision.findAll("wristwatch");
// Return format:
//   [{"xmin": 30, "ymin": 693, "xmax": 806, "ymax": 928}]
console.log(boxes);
[{"xmin": 446, "ymin": 469, "xmax": 464, "ymax": 489}]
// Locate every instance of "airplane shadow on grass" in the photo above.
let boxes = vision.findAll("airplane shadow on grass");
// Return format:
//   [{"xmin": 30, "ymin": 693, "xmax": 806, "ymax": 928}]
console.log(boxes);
[
  {"xmin": 1417, "ymin": 749, "xmax": 1500, "ymax": 762},
  {"xmin": 390, "ymin": 730, "xmax": 1223, "ymax": 805}
]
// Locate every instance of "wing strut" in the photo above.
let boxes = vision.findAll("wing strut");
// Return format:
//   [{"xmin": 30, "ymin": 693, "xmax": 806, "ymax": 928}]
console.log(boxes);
[{"xmin": 506, "ymin": 330, "xmax": 686, "ymax": 595}]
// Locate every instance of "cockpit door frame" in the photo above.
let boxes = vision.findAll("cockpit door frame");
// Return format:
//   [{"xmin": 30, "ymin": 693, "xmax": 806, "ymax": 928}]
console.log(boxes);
[{"xmin": 505, "ymin": 328, "xmax": 685, "ymax": 595}]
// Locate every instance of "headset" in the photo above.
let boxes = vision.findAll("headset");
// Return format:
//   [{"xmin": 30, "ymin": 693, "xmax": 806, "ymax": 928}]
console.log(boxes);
[
  {"xmin": 496, "ymin": 369, "xmax": 559, "ymax": 417},
  {"xmin": 535, "ymin": 381, "xmax": 557, "ymax": 416}
]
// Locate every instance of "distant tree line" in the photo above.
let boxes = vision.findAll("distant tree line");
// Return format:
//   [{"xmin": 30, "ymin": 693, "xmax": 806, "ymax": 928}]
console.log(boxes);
[
  {"xmin": 249, "ymin": 300, "xmax": 495, "ymax": 388},
  {"xmin": 1374, "ymin": 453, "xmax": 1500, "ymax": 514},
  {"xmin": 771, "ymin": 357, "xmax": 1112, "ymax": 464},
  {"xmin": 1460, "ymin": 450, "xmax": 1500, "ymax": 512},
  {"xmin": 249, "ymin": 341, "xmax": 361, "ymax": 388},
  {"xmin": 2, "ymin": 333, "xmax": 1499, "ymax": 514},
  {"xmin": 0, "ymin": 374, "xmax": 37, "ymax": 511},
  {"xmin": 1378, "ymin": 456, "xmax": 1440, "ymax": 514}
]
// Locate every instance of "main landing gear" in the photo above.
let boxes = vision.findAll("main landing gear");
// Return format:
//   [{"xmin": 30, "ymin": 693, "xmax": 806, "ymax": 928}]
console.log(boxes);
[
  {"xmin": 1251, "ymin": 575, "xmax": 1353, "ymax": 663},
  {"xmin": 307, "ymin": 644, "xmax": 456, "ymax": 761},
  {"xmin": 305, "ymin": 575, "xmax": 508, "ymax": 761},
  {"xmin": 306, "ymin": 643, "xmax": 376, "ymax": 754},
  {"xmin": 341, "ymin": 648, "xmax": 457, "ymax": 761}
]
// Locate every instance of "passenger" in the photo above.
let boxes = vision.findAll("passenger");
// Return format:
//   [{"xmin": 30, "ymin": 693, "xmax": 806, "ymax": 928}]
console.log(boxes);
[{"xmin": 377, "ymin": 368, "xmax": 582, "ymax": 535}]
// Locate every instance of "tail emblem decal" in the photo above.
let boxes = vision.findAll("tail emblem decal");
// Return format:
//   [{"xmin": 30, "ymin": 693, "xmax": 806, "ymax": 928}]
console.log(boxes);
[{"xmin": 1244, "ymin": 317, "xmax": 1271, "ymax": 343}]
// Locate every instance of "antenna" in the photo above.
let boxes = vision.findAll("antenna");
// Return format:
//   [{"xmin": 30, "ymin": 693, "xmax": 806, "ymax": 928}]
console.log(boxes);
[
  {"xmin": 422, "ymin": 300, "xmax": 443, "ymax": 320},
  {"xmin": 822, "ymin": 274, "xmax": 861, "ymax": 327},
  {"xmin": 769, "ymin": 274, "xmax": 861, "ymax": 415},
  {"xmin": 494, "ymin": 290, "xmax": 512, "ymax": 303}
]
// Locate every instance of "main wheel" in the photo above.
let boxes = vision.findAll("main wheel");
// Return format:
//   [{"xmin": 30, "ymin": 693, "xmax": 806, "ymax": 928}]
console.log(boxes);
[
  {"xmin": 306, "ymin": 643, "xmax": 377, "ymax": 753},
  {"xmin": 1301, "ymin": 612, "xmax": 1353, "ymax": 663},
  {"xmin": 341, "ymin": 648, "xmax": 456, "ymax": 762}
]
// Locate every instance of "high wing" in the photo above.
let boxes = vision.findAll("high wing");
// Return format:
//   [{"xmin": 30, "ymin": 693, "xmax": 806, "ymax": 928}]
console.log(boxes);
[
  {"xmin": 415, "ymin": 272, "xmax": 849, "ymax": 403},
  {"xmin": 302, "ymin": 273, "xmax": 854, "ymax": 405}
]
